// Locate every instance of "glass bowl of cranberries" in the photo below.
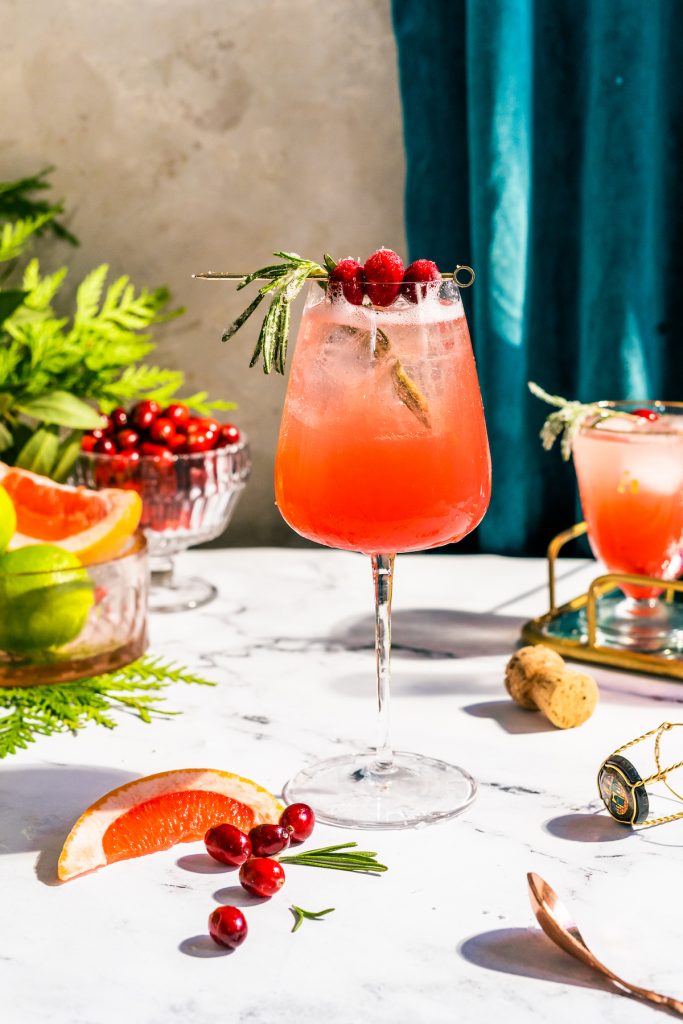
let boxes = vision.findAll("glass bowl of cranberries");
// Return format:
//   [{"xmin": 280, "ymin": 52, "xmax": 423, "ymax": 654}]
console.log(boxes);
[{"xmin": 75, "ymin": 401, "xmax": 251, "ymax": 612}]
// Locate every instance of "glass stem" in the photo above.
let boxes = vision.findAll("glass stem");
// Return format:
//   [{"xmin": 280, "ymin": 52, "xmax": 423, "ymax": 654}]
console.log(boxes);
[
  {"xmin": 150, "ymin": 555, "xmax": 175, "ymax": 589},
  {"xmin": 372, "ymin": 554, "xmax": 395, "ymax": 772}
]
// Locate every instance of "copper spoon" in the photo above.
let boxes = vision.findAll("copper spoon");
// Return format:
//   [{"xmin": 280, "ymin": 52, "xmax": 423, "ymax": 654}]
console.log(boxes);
[{"xmin": 527, "ymin": 872, "xmax": 683, "ymax": 1015}]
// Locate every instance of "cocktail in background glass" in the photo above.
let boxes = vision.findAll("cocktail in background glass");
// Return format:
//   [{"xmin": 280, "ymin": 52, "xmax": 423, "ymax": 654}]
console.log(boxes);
[
  {"xmin": 572, "ymin": 402, "xmax": 683, "ymax": 651},
  {"xmin": 276, "ymin": 278, "xmax": 491, "ymax": 827}
]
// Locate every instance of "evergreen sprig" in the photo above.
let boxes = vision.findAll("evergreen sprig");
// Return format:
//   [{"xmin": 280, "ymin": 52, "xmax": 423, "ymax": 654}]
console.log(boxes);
[
  {"xmin": 222, "ymin": 251, "xmax": 326, "ymax": 374},
  {"xmin": 0, "ymin": 655, "xmax": 215, "ymax": 758},
  {"xmin": 528, "ymin": 381, "xmax": 606, "ymax": 461},
  {"xmin": 280, "ymin": 841, "xmax": 388, "ymax": 875}
]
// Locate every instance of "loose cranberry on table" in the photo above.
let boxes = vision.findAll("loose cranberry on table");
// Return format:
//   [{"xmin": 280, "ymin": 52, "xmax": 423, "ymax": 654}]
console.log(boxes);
[
  {"xmin": 205, "ymin": 823, "xmax": 252, "ymax": 866},
  {"xmin": 280, "ymin": 803, "xmax": 315, "ymax": 843},
  {"xmin": 401, "ymin": 259, "xmax": 442, "ymax": 302},
  {"xmin": 239, "ymin": 857, "xmax": 285, "ymax": 898},
  {"xmin": 248, "ymin": 823, "xmax": 290, "ymax": 857},
  {"xmin": 364, "ymin": 248, "xmax": 405, "ymax": 307},
  {"xmin": 208, "ymin": 905, "xmax": 248, "ymax": 950},
  {"xmin": 329, "ymin": 257, "xmax": 365, "ymax": 305}
]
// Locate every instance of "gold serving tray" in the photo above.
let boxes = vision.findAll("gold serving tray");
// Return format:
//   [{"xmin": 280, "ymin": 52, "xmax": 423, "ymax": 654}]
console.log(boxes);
[{"xmin": 521, "ymin": 523, "xmax": 683, "ymax": 681}]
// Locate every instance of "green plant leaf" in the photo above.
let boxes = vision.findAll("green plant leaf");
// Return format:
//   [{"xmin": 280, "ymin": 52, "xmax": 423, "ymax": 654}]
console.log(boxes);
[
  {"xmin": 0, "ymin": 419, "xmax": 13, "ymax": 452},
  {"xmin": 14, "ymin": 427, "xmax": 59, "ymax": 475},
  {"xmin": 0, "ymin": 290, "xmax": 28, "ymax": 326},
  {"xmin": 15, "ymin": 391, "xmax": 105, "ymax": 429},
  {"xmin": 52, "ymin": 431, "xmax": 83, "ymax": 482}
]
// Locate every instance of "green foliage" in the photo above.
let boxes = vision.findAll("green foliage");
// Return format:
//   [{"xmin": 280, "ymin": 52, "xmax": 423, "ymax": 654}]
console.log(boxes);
[
  {"xmin": 0, "ymin": 655, "xmax": 216, "ymax": 757},
  {"xmin": 0, "ymin": 169, "xmax": 234, "ymax": 478}
]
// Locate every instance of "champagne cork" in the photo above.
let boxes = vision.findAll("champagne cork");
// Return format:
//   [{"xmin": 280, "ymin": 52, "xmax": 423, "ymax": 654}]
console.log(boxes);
[{"xmin": 504, "ymin": 645, "xmax": 598, "ymax": 729}]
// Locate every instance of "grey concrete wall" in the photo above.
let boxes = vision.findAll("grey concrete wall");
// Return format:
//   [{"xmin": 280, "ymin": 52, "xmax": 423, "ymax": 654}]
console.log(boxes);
[{"xmin": 2, "ymin": 0, "xmax": 406, "ymax": 546}]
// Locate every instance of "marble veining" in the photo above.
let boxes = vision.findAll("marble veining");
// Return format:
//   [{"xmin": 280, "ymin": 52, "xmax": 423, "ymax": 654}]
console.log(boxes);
[{"xmin": 2, "ymin": 548, "xmax": 683, "ymax": 1023}]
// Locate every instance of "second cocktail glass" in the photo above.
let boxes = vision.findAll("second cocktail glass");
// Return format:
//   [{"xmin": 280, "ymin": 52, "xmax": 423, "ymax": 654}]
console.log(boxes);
[{"xmin": 276, "ymin": 278, "xmax": 491, "ymax": 827}]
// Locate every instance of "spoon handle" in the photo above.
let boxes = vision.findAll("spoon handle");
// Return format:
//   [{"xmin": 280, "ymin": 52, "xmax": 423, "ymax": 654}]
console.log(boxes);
[{"xmin": 597, "ymin": 966, "xmax": 683, "ymax": 1015}]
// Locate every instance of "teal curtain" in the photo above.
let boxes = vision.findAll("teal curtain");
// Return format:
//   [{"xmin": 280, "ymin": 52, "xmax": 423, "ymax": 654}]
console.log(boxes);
[{"xmin": 392, "ymin": 0, "xmax": 683, "ymax": 555}]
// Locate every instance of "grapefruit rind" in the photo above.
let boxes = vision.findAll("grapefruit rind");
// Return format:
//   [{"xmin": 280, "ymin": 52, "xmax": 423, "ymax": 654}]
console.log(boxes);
[
  {"xmin": 0, "ymin": 463, "xmax": 142, "ymax": 566},
  {"xmin": 57, "ymin": 768, "xmax": 283, "ymax": 882}
]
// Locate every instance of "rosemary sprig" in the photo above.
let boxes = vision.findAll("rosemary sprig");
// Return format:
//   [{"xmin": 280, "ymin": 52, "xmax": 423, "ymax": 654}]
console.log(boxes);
[
  {"xmin": 222, "ymin": 252, "xmax": 326, "ymax": 375},
  {"xmin": 0, "ymin": 655, "xmax": 215, "ymax": 757},
  {"xmin": 280, "ymin": 841, "xmax": 388, "ymax": 875},
  {"xmin": 528, "ymin": 381, "xmax": 605, "ymax": 461},
  {"xmin": 290, "ymin": 905, "xmax": 335, "ymax": 933}
]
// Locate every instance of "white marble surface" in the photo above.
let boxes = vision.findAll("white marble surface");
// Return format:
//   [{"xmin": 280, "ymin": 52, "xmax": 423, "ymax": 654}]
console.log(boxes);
[{"xmin": 3, "ymin": 548, "xmax": 683, "ymax": 1023}]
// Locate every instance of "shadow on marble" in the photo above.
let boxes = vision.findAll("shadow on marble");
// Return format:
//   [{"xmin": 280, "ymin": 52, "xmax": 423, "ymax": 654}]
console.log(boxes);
[
  {"xmin": 179, "ymin": 934, "xmax": 233, "ymax": 958},
  {"xmin": 544, "ymin": 811, "xmax": 632, "ymax": 844},
  {"xmin": 0, "ymin": 764, "xmax": 138, "ymax": 885},
  {"xmin": 329, "ymin": 669, "xmax": 501, "ymax": 699},
  {"xmin": 459, "ymin": 926, "xmax": 615, "ymax": 994},
  {"xmin": 463, "ymin": 700, "xmax": 557, "ymax": 734},
  {"xmin": 213, "ymin": 883, "xmax": 270, "ymax": 907},
  {"xmin": 330, "ymin": 608, "xmax": 526, "ymax": 659},
  {"xmin": 176, "ymin": 852, "xmax": 231, "ymax": 875}
]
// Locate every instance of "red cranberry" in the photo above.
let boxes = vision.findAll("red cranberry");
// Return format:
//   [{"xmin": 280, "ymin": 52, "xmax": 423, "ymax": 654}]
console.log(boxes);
[
  {"xmin": 401, "ymin": 259, "xmax": 442, "ymax": 302},
  {"xmin": 140, "ymin": 442, "xmax": 175, "ymax": 466},
  {"xmin": 239, "ymin": 857, "xmax": 285, "ymax": 898},
  {"xmin": 185, "ymin": 431, "xmax": 214, "ymax": 453},
  {"xmin": 116, "ymin": 428, "xmax": 139, "ymax": 451},
  {"xmin": 81, "ymin": 434, "xmax": 98, "ymax": 452},
  {"xmin": 149, "ymin": 417, "xmax": 176, "ymax": 444},
  {"xmin": 364, "ymin": 248, "xmax": 405, "ymax": 307},
  {"xmin": 632, "ymin": 408, "xmax": 659, "ymax": 421},
  {"xmin": 279, "ymin": 803, "xmax": 315, "ymax": 843},
  {"xmin": 248, "ymin": 824, "xmax": 290, "ymax": 857},
  {"xmin": 208, "ymin": 906, "xmax": 248, "ymax": 950},
  {"xmin": 132, "ymin": 400, "xmax": 161, "ymax": 430},
  {"xmin": 219, "ymin": 424, "xmax": 241, "ymax": 447},
  {"xmin": 164, "ymin": 403, "xmax": 190, "ymax": 430},
  {"xmin": 94, "ymin": 437, "xmax": 116, "ymax": 456},
  {"xmin": 201, "ymin": 417, "xmax": 221, "ymax": 435},
  {"xmin": 329, "ymin": 257, "xmax": 365, "ymax": 305},
  {"xmin": 111, "ymin": 407, "xmax": 129, "ymax": 429},
  {"xmin": 168, "ymin": 431, "xmax": 187, "ymax": 453},
  {"xmin": 205, "ymin": 823, "xmax": 252, "ymax": 866}
]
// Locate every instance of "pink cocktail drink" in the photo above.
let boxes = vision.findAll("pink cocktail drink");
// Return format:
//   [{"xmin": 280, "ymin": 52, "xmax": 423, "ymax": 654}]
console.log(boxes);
[
  {"xmin": 573, "ymin": 411, "xmax": 683, "ymax": 600},
  {"xmin": 275, "ymin": 289, "xmax": 491, "ymax": 554}
]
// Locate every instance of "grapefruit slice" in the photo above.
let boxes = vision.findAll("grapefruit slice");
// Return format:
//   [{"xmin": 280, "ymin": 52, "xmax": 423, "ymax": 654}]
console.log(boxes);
[
  {"xmin": 58, "ymin": 768, "xmax": 283, "ymax": 881},
  {"xmin": 0, "ymin": 463, "xmax": 141, "ymax": 565}
]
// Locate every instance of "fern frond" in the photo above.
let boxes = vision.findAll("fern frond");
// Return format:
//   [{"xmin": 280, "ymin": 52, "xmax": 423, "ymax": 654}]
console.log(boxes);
[{"xmin": 0, "ymin": 212, "xmax": 56, "ymax": 263}]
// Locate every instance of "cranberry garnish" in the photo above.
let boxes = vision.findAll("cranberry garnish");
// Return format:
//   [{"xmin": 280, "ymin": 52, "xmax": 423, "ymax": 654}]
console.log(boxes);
[
  {"xmin": 363, "ymin": 248, "xmax": 405, "ymax": 307},
  {"xmin": 239, "ymin": 857, "xmax": 285, "ymax": 898},
  {"xmin": 149, "ymin": 417, "xmax": 176, "ymax": 444},
  {"xmin": 132, "ymin": 400, "xmax": 161, "ymax": 430},
  {"xmin": 219, "ymin": 424, "xmax": 241, "ymax": 447},
  {"xmin": 632, "ymin": 408, "xmax": 659, "ymax": 421},
  {"xmin": 329, "ymin": 258, "xmax": 366, "ymax": 305},
  {"xmin": 248, "ymin": 824, "xmax": 290, "ymax": 857},
  {"xmin": 164, "ymin": 403, "xmax": 190, "ymax": 430},
  {"xmin": 111, "ymin": 407, "xmax": 129, "ymax": 429},
  {"xmin": 205, "ymin": 823, "xmax": 252, "ymax": 866},
  {"xmin": 81, "ymin": 434, "xmax": 98, "ymax": 452},
  {"xmin": 94, "ymin": 437, "xmax": 116, "ymax": 456},
  {"xmin": 401, "ymin": 259, "xmax": 442, "ymax": 302},
  {"xmin": 279, "ymin": 803, "xmax": 315, "ymax": 843},
  {"xmin": 116, "ymin": 428, "xmax": 139, "ymax": 450},
  {"xmin": 208, "ymin": 905, "xmax": 248, "ymax": 950}
]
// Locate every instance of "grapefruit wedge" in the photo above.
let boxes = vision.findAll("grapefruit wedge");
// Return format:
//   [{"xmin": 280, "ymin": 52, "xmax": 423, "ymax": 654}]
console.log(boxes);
[
  {"xmin": 0, "ymin": 463, "xmax": 141, "ymax": 565},
  {"xmin": 58, "ymin": 768, "xmax": 283, "ymax": 881}
]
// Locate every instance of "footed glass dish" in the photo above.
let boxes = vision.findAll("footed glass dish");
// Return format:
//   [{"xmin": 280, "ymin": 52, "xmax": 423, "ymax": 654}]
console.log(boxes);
[{"xmin": 77, "ymin": 438, "xmax": 251, "ymax": 612}]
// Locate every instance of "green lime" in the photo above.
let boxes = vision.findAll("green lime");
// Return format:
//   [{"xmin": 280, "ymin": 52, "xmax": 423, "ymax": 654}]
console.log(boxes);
[
  {"xmin": 0, "ymin": 544, "xmax": 94, "ymax": 653},
  {"xmin": 0, "ymin": 486, "xmax": 16, "ymax": 553}
]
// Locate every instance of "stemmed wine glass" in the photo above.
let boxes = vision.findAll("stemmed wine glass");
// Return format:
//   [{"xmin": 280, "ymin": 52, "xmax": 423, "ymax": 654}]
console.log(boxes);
[{"xmin": 274, "ymin": 277, "xmax": 491, "ymax": 828}]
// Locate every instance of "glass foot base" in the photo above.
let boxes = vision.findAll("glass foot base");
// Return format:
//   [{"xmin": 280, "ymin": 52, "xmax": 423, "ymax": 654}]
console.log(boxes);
[
  {"xmin": 283, "ymin": 751, "xmax": 477, "ymax": 830},
  {"xmin": 149, "ymin": 575, "xmax": 217, "ymax": 613},
  {"xmin": 596, "ymin": 596, "xmax": 683, "ymax": 653}
]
